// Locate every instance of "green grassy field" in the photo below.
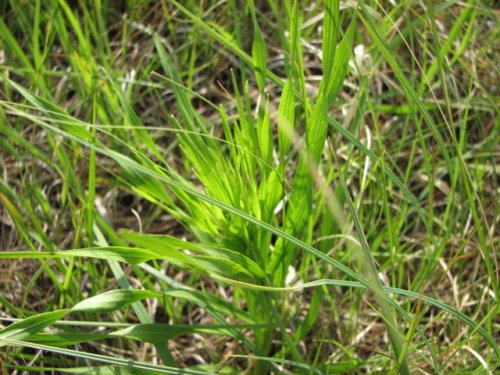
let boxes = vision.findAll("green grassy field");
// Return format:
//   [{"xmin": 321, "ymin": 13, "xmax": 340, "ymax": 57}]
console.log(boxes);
[{"xmin": 0, "ymin": 0, "xmax": 498, "ymax": 374}]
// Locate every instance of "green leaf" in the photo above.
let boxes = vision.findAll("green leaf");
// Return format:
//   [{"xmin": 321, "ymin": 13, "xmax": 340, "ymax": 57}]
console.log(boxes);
[
  {"xmin": 252, "ymin": 28, "xmax": 267, "ymax": 93},
  {"xmin": 307, "ymin": 91, "xmax": 327, "ymax": 162},
  {"xmin": 0, "ymin": 247, "xmax": 160, "ymax": 264},
  {"xmin": 27, "ymin": 332, "xmax": 109, "ymax": 347},
  {"xmin": 122, "ymin": 232, "xmax": 261, "ymax": 281},
  {"xmin": 198, "ymin": 244, "xmax": 266, "ymax": 279},
  {"xmin": 72, "ymin": 290, "xmax": 159, "ymax": 313},
  {"xmin": 257, "ymin": 96, "xmax": 272, "ymax": 165},
  {"xmin": 323, "ymin": 12, "xmax": 356, "ymax": 107},
  {"xmin": 64, "ymin": 246, "xmax": 160, "ymax": 264},
  {"xmin": 277, "ymin": 78, "xmax": 295, "ymax": 158},
  {"xmin": 258, "ymin": 168, "xmax": 284, "ymax": 222},
  {"xmin": 322, "ymin": 0, "xmax": 340, "ymax": 87},
  {"xmin": 0, "ymin": 310, "xmax": 70, "ymax": 347}
]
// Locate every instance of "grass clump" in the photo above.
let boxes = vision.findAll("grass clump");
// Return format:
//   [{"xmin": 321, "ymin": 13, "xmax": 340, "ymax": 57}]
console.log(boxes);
[{"xmin": 0, "ymin": 0, "xmax": 498, "ymax": 374}]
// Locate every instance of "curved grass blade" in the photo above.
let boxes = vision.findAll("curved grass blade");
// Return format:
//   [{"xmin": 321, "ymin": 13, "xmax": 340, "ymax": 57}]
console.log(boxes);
[
  {"xmin": 210, "ymin": 276, "xmax": 500, "ymax": 362},
  {"xmin": 332, "ymin": 146, "xmax": 409, "ymax": 374},
  {"xmin": 1, "ymin": 338, "xmax": 210, "ymax": 374}
]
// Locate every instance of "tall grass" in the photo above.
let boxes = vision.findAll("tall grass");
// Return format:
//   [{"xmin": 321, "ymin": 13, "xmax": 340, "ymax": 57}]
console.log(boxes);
[{"xmin": 0, "ymin": 0, "xmax": 498, "ymax": 373}]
